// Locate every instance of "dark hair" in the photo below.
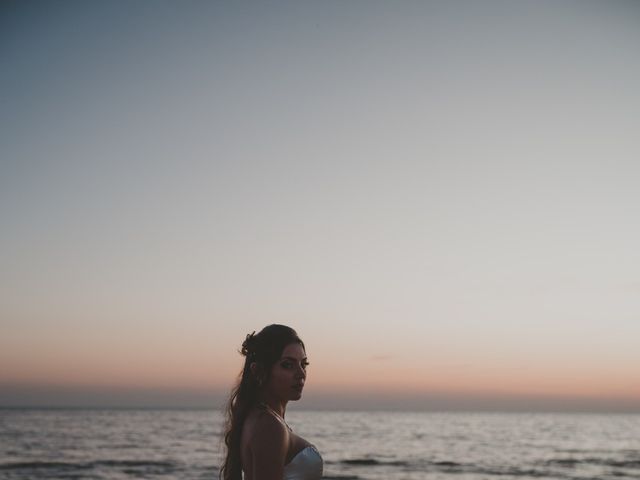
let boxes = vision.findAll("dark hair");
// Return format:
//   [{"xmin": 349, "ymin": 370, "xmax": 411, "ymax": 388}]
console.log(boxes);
[{"xmin": 219, "ymin": 324, "xmax": 305, "ymax": 480}]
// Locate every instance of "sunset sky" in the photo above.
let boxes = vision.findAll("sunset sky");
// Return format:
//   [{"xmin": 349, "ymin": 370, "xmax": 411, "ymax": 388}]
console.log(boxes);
[{"xmin": 1, "ymin": 1, "xmax": 639, "ymax": 412}]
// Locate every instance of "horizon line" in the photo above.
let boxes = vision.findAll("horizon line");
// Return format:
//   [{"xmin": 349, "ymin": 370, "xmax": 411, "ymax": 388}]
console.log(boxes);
[{"xmin": 2, "ymin": 405, "xmax": 640, "ymax": 415}]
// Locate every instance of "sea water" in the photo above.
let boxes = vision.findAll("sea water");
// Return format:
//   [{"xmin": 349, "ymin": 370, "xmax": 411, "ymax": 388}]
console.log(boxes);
[{"xmin": 1, "ymin": 409, "xmax": 638, "ymax": 479}]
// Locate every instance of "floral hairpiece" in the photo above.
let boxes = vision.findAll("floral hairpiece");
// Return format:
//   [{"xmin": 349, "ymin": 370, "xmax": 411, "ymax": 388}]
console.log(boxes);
[{"xmin": 241, "ymin": 331, "xmax": 257, "ymax": 358}]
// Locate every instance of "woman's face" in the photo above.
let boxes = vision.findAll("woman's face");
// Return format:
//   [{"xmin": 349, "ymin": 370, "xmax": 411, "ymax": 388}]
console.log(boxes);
[{"xmin": 265, "ymin": 343, "xmax": 308, "ymax": 402}]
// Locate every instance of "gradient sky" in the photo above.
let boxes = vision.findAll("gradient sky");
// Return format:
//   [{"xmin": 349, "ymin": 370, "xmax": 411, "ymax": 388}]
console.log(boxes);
[{"xmin": 1, "ymin": 1, "xmax": 639, "ymax": 411}]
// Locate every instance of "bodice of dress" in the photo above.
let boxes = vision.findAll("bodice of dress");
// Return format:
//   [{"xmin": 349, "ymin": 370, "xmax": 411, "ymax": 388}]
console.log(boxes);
[{"xmin": 283, "ymin": 445, "xmax": 323, "ymax": 480}]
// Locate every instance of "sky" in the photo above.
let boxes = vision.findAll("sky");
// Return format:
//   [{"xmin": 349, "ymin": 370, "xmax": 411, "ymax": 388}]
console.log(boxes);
[{"xmin": 1, "ymin": 1, "xmax": 639, "ymax": 412}]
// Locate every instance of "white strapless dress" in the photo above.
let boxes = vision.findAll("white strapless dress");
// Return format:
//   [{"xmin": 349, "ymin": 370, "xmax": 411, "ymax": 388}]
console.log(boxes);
[{"xmin": 283, "ymin": 445, "xmax": 323, "ymax": 480}]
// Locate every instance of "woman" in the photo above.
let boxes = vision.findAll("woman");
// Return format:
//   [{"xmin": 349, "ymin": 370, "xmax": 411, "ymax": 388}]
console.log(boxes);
[{"xmin": 220, "ymin": 324, "xmax": 323, "ymax": 480}]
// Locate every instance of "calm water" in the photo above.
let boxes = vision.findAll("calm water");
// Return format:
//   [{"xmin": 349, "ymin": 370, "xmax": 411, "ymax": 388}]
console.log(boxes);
[{"xmin": 0, "ymin": 409, "xmax": 639, "ymax": 479}]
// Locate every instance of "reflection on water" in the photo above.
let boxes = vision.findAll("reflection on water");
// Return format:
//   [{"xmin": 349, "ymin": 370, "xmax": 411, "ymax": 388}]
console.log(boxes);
[{"xmin": 0, "ymin": 409, "xmax": 638, "ymax": 479}]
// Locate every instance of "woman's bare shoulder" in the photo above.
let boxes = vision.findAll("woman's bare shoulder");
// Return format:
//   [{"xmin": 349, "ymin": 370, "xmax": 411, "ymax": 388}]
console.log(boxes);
[
  {"xmin": 241, "ymin": 408, "xmax": 289, "ymax": 479},
  {"xmin": 254, "ymin": 408, "xmax": 288, "ymax": 441},
  {"xmin": 244, "ymin": 409, "xmax": 289, "ymax": 451}
]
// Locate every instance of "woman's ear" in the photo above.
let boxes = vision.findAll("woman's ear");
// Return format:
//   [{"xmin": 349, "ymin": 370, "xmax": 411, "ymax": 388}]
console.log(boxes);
[{"xmin": 250, "ymin": 362, "xmax": 264, "ymax": 385}]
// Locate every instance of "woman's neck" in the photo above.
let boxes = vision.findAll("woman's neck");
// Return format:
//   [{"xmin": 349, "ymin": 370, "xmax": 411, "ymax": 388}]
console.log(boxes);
[{"xmin": 258, "ymin": 397, "xmax": 287, "ymax": 418}]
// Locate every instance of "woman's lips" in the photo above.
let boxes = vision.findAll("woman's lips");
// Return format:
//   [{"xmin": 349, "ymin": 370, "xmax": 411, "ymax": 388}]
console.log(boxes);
[{"xmin": 292, "ymin": 385, "xmax": 304, "ymax": 390}]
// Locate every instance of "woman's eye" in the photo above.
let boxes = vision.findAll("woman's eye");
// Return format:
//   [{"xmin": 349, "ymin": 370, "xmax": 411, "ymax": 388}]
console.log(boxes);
[{"xmin": 281, "ymin": 361, "xmax": 309, "ymax": 369}]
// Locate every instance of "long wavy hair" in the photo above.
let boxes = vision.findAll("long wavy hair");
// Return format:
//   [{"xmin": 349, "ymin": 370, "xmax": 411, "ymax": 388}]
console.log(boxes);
[{"xmin": 219, "ymin": 324, "xmax": 305, "ymax": 480}]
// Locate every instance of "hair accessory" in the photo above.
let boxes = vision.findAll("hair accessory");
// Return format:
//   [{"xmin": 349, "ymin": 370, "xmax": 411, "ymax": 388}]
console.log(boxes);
[{"xmin": 241, "ymin": 331, "xmax": 257, "ymax": 358}]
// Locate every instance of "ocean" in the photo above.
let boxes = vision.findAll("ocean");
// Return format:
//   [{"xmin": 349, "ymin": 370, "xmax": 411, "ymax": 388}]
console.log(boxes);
[{"xmin": 0, "ymin": 409, "xmax": 638, "ymax": 479}]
